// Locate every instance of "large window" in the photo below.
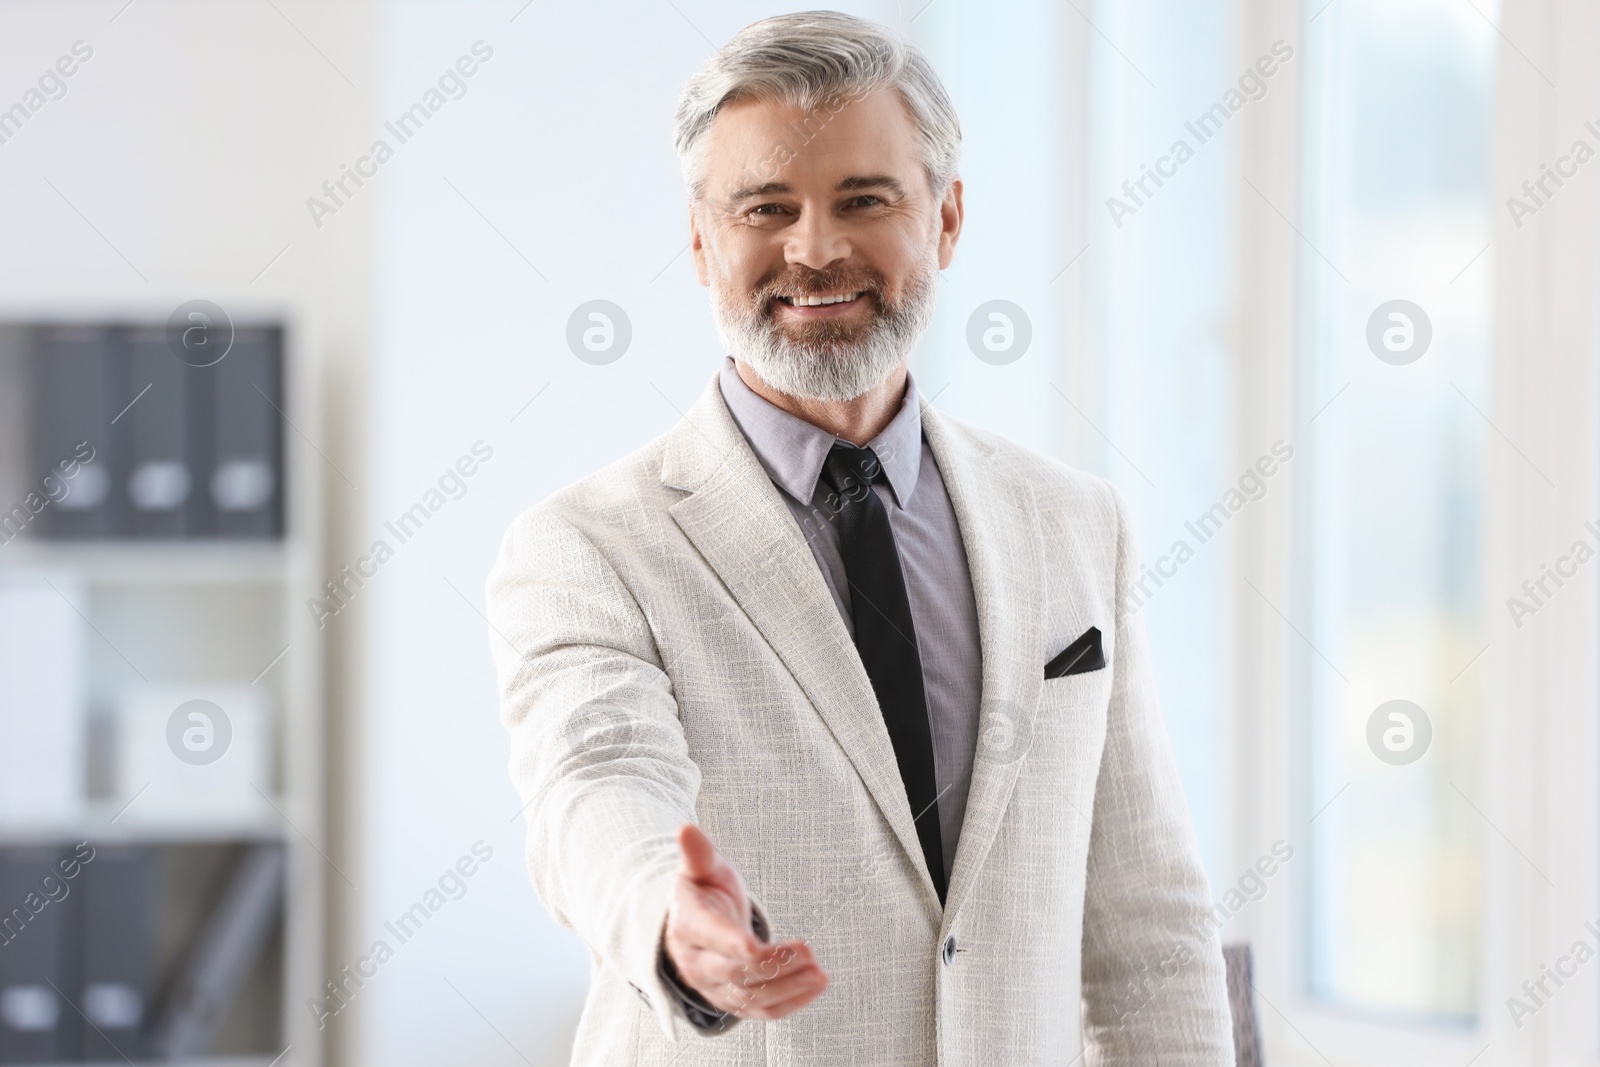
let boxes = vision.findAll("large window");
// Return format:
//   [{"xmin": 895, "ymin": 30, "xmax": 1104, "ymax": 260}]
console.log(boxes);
[
  {"xmin": 1085, "ymin": 0, "xmax": 1239, "ymax": 894},
  {"xmin": 1295, "ymin": 0, "xmax": 1498, "ymax": 1021}
]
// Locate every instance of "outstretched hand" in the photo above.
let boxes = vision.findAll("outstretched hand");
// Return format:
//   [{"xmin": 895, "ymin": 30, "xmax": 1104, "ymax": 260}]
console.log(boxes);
[{"xmin": 662, "ymin": 824, "xmax": 828, "ymax": 1020}]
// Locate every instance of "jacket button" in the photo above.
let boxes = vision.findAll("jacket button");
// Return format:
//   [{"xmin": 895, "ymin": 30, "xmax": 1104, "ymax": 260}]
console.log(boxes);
[{"xmin": 942, "ymin": 936, "xmax": 957, "ymax": 965}]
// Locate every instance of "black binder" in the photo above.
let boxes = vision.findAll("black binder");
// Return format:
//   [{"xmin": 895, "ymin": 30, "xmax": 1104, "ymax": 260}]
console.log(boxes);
[
  {"xmin": 124, "ymin": 328, "xmax": 212, "ymax": 538},
  {"xmin": 0, "ymin": 851, "xmax": 68, "ymax": 1064},
  {"xmin": 77, "ymin": 848, "xmax": 156, "ymax": 1061},
  {"xmin": 30, "ymin": 326, "xmax": 124, "ymax": 540},
  {"xmin": 209, "ymin": 327, "xmax": 284, "ymax": 538}
]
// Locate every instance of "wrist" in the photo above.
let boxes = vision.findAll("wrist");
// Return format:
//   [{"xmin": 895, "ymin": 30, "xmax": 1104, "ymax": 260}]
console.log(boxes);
[{"xmin": 658, "ymin": 929, "xmax": 734, "ymax": 1032}]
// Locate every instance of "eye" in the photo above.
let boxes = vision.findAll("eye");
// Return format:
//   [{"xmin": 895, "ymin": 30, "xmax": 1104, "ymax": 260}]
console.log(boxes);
[
  {"xmin": 847, "ymin": 195, "xmax": 884, "ymax": 209},
  {"xmin": 748, "ymin": 203, "xmax": 789, "ymax": 217}
]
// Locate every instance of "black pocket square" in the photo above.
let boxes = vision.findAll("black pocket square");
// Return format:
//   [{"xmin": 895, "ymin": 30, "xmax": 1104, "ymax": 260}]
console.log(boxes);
[{"xmin": 1044, "ymin": 626, "xmax": 1105, "ymax": 679}]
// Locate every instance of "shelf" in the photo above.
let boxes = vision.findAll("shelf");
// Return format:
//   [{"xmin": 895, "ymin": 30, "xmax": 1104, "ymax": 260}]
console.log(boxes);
[
  {"xmin": 0, "ymin": 805, "xmax": 288, "ymax": 846},
  {"xmin": 0, "ymin": 314, "xmax": 324, "ymax": 1064},
  {"xmin": 8, "ymin": 1062, "xmax": 284, "ymax": 1067},
  {"xmin": 0, "ymin": 540, "xmax": 290, "ymax": 585}
]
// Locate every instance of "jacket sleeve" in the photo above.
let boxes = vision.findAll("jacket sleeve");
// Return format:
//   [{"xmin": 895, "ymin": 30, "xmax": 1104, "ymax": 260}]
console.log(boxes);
[
  {"xmin": 1077, "ymin": 484, "xmax": 1236, "ymax": 1065},
  {"xmin": 486, "ymin": 505, "xmax": 754, "ymax": 1042}
]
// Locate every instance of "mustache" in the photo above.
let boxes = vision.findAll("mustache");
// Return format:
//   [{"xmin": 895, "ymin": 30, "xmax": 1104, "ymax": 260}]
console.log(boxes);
[{"xmin": 754, "ymin": 267, "xmax": 886, "ymax": 303}]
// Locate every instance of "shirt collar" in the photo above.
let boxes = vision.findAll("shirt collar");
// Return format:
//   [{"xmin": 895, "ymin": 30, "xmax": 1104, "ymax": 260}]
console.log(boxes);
[{"xmin": 717, "ymin": 355, "xmax": 924, "ymax": 510}]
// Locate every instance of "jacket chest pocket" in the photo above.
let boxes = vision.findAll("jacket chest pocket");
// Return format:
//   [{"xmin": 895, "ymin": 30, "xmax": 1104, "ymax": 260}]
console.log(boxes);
[{"xmin": 1030, "ymin": 668, "xmax": 1114, "ymax": 770}]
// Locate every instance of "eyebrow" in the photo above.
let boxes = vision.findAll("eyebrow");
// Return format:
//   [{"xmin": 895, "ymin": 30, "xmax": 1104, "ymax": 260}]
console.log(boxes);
[{"xmin": 724, "ymin": 174, "xmax": 907, "ymax": 204}]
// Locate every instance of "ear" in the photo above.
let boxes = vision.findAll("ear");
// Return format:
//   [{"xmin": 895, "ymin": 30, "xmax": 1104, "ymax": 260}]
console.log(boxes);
[
  {"xmin": 937, "ymin": 177, "xmax": 964, "ymax": 270},
  {"xmin": 690, "ymin": 206, "xmax": 710, "ymax": 287}
]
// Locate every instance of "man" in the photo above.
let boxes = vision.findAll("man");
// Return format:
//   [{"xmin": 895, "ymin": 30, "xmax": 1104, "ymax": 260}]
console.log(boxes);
[{"xmin": 487, "ymin": 10, "xmax": 1234, "ymax": 1065}]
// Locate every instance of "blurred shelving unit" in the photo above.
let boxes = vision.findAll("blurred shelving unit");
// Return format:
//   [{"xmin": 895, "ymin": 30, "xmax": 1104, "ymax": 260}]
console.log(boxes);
[{"xmin": 0, "ymin": 316, "xmax": 325, "ymax": 1066}]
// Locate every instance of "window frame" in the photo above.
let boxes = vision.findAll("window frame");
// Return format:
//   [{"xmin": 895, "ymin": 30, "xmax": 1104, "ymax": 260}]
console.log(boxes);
[{"xmin": 1227, "ymin": 0, "xmax": 1600, "ymax": 1062}]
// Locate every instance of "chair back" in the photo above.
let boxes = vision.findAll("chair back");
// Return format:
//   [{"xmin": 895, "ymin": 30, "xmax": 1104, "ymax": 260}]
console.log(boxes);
[{"xmin": 1223, "ymin": 942, "xmax": 1262, "ymax": 1066}]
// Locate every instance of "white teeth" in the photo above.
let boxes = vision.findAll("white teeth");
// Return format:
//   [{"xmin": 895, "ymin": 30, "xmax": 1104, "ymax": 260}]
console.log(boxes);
[{"xmin": 786, "ymin": 292, "xmax": 860, "ymax": 307}]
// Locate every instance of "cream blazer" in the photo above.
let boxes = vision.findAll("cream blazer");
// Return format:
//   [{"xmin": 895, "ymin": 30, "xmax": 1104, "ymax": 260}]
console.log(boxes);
[{"xmin": 486, "ymin": 370, "xmax": 1234, "ymax": 1066}]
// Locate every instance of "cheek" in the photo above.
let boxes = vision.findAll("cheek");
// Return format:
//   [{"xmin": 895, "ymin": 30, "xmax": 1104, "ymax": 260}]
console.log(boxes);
[
  {"xmin": 855, "ymin": 218, "xmax": 934, "ymax": 287},
  {"xmin": 710, "ymin": 228, "xmax": 783, "ymax": 289}
]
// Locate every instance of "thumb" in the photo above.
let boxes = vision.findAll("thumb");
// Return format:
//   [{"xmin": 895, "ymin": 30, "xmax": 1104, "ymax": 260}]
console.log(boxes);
[{"xmin": 678, "ymin": 823, "xmax": 731, "ymax": 886}]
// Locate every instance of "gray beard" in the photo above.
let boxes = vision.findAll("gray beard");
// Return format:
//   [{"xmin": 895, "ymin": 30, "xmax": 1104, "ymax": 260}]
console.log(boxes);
[{"xmin": 707, "ymin": 250, "xmax": 940, "ymax": 403}]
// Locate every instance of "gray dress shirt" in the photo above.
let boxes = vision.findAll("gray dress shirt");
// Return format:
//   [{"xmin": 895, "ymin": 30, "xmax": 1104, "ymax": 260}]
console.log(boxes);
[{"xmin": 716, "ymin": 356, "xmax": 984, "ymax": 885}]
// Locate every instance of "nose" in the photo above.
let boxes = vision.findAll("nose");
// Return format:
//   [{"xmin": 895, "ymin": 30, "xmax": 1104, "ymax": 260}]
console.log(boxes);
[{"xmin": 783, "ymin": 204, "xmax": 851, "ymax": 272}]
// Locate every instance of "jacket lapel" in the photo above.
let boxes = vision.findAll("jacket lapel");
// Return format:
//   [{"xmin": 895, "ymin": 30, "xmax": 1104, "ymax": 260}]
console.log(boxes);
[
  {"xmin": 920, "ymin": 404, "xmax": 1047, "ymax": 927},
  {"xmin": 662, "ymin": 372, "xmax": 944, "ymax": 917}
]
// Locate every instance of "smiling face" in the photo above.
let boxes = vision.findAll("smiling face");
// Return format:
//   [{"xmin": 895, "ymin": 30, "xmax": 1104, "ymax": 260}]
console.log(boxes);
[{"xmin": 690, "ymin": 88, "xmax": 963, "ymax": 402}]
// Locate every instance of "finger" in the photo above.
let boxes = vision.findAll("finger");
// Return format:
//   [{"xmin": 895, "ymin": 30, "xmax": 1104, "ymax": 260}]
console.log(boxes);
[
  {"xmin": 729, "ymin": 960, "xmax": 825, "ymax": 1005},
  {"xmin": 677, "ymin": 824, "xmax": 725, "ymax": 883},
  {"xmin": 740, "ymin": 989, "xmax": 825, "ymax": 1021},
  {"xmin": 740, "ymin": 990, "xmax": 825, "ymax": 1021},
  {"xmin": 735, "ymin": 970, "xmax": 829, "ymax": 1020},
  {"xmin": 684, "ymin": 940, "xmax": 816, "ymax": 990},
  {"xmin": 707, "ymin": 961, "xmax": 826, "ymax": 1017},
  {"xmin": 745, "ymin": 940, "xmax": 816, "ymax": 981}
]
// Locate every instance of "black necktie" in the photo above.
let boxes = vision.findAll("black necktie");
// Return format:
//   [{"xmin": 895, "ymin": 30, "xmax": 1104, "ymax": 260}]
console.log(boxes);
[{"xmin": 818, "ymin": 442, "xmax": 946, "ymax": 905}]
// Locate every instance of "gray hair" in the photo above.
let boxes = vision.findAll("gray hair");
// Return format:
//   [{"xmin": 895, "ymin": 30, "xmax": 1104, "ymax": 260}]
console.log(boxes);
[{"xmin": 673, "ymin": 11, "xmax": 961, "ymax": 204}]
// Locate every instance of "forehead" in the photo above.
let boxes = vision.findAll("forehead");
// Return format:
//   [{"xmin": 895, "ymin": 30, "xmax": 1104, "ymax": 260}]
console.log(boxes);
[{"xmin": 701, "ymin": 88, "xmax": 925, "ymax": 196}]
